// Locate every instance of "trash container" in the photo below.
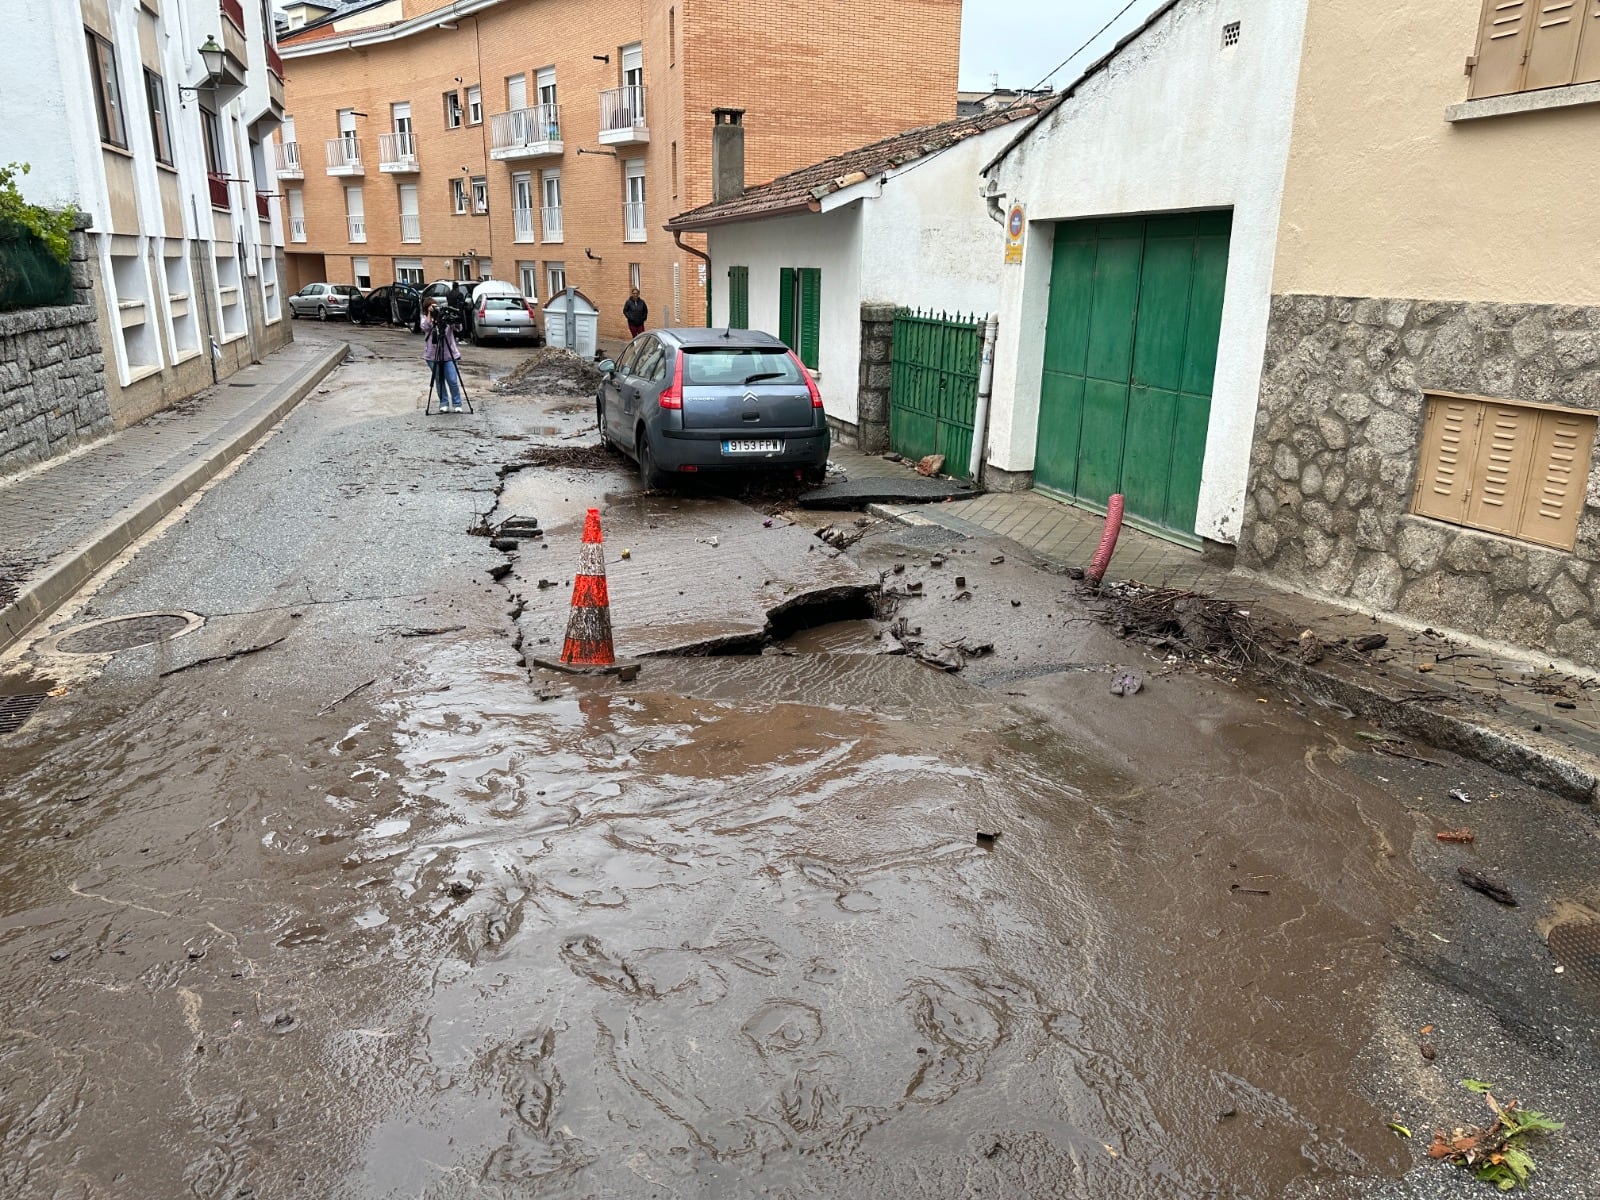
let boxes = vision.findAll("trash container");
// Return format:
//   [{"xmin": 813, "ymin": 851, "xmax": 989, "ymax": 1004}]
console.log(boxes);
[{"xmin": 544, "ymin": 288, "xmax": 599, "ymax": 359}]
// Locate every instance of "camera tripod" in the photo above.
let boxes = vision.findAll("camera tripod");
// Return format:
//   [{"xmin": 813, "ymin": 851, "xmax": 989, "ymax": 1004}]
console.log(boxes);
[{"xmin": 423, "ymin": 318, "xmax": 474, "ymax": 416}]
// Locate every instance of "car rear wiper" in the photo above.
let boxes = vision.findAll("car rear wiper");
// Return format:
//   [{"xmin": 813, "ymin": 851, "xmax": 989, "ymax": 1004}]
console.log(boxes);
[{"xmin": 742, "ymin": 371, "xmax": 786, "ymax": 384}]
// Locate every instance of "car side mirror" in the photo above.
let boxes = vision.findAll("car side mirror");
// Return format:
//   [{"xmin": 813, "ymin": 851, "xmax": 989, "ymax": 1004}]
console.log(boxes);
[{"xmin": 598, "ymin": 360, "xmax": 616, "ymax": 374}]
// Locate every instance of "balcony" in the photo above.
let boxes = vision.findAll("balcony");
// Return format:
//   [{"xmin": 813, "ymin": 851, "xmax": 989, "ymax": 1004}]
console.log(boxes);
[
  {"xmin": 513, "ymin": 206, "xmax": 535, "ymax": 242},
  {"xmin": 347, "ymin": 215, "xmax": 366, "ymax": 243},
  {"xmin": 207, "ymin": 172, "xmax": 230, "ymax": 210},
  {"xmin": 540, "ymin": 205, "xmax": 563, "ymax": 242},
  {"xmin": 255, "ymin": 191, "xmax": 272, "ymax": 220},
  {"xmin": 274, "ymin": 141, "xmax": 303, "ymax": 179},
  {"xmin": 598, "ymin": 85, "xmax": 648, "ymax": 146},
  {"xmin": 378, "ymin": 131, "xmax": 419, "ymax": 174},
  {"xmin": 623, "ymin": 200, "xmax": 646, "ymax": 242},
  {"xmin": 325, "ymin": 137, "xmax": 363, "ymax": 176},
  {"xmin": 216, "ymin": 0, "xmax": 249, "ymax": 105},
  {"xmin": 265, "ymin": 40, "xmax": 284, "ymax": 81},
  {"xmin": 290, "ymin": 216, "xmax": 307, "ymax": 243},
  {"xmin": 489, "ymin": 104, "xmax": 563, "ymax": 161},
  {"xmin": 400, "ymin": 213, "xmax": 421, "ymax": 243}
]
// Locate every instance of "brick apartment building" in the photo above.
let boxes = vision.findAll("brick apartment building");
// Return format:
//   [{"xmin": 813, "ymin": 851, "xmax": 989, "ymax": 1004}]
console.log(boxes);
[{"xmin": 274, "ymin": 0, "xmax": 961, "ymax": 339}]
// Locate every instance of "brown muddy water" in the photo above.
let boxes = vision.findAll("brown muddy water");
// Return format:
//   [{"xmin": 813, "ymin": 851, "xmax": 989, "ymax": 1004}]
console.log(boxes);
[{"xmin": 0, "ymin": 618, "xmax": 1427, "ymax": 1199}]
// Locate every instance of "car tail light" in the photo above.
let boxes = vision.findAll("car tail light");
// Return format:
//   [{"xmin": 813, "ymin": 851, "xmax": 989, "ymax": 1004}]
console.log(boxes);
[
  {"xmin": 679, "ymin": 464, "xmax": 698, "ymax": 472},
  {"xmin": 658, "ymin": 351, "xmax": 684, "ymax": 410},
  {"xmin": 524, "ymin": 301, "xmax": 537, "ymax": 320},
  {"xmin": 478, "ymin": 303, "xmax": 488, "ymax": 320},
  {"xmin": 787, "ymin": 351, "xmax": 823, "ymax": 407}
]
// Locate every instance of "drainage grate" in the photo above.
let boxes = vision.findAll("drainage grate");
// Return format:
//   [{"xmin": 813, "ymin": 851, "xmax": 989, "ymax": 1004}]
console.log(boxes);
[
  {"xmin": 1548, "ymin": 921, "xmax": 1600, "ymax": 989},
  {"xmin": 1222, "ymin": 20, "xmax": 1241, "ymax": 47},
  {"xmin": 0, "ymin": 693, "xmax": 47, "ymax": 734},
  {"xmin": 53, "ymin": 612, "xmax": 203, "ymax": 655}
]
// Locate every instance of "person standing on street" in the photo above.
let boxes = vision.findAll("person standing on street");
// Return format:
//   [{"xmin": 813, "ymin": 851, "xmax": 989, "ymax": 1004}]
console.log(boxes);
[
  {"xmin": 421, "ymin": 298, "xmax": 465, "ymax": 412},
  {"xmin": 623, "ymin": 287, "xmax": 648, "ymax": 338}
]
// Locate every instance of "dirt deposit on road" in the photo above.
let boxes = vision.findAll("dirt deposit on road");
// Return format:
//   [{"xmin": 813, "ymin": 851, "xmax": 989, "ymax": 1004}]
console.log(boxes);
[{"xmin": 495, "ymin": 348, "xmax": 604, "ymax": 396}]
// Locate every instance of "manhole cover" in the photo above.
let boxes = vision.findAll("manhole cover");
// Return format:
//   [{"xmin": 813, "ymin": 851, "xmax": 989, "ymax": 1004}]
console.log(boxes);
[
  {"xmin": 1548, "ymin": 921, "xmax": 1600, "ymax": 988},
  {"xmin": 0, "ymin": 693, "xmax": 46, "ymax": 734},
  {"xmin": 51, "ymin": 612, "xmax": 204, "ymax": 656}
]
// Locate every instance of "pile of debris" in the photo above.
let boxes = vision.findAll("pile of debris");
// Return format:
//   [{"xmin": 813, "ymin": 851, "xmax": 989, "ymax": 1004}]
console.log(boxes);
[
  {"xmin": 508, "ymin": 442, "xmax": 619, "ymax": 472},
  {"xmin": 494, "ymin": 347, "xmax": 605, "ymax": 396},
  {"xmin": 1089, "ymin": 580, "xmax": 1262, "ymax": 666},
  {"xmin": 882, "ymin": 615, "xmax": 993, "ymax": 672}
]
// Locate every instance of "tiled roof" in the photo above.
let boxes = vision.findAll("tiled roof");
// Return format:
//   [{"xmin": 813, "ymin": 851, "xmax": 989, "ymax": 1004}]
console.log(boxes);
[{"xmin": 664, "ymin": 103, "xmax": 1047, "ymax": 232}]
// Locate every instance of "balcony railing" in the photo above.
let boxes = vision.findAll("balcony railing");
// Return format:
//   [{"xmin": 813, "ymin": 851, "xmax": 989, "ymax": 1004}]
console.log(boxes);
[
  {"xmin": 325, "ymin": 137, "xmax": 363, "ymax": 176},
  {"xmin": 255, "ymin": 191, "xmax": 272, "ymax": 220},
  {"xmin": 598, "ymin": 85, "xmax": 649, "ymax": 145},
  {"xmin": 623, "ymin": 200, "xmax": 646, "ymax": 242},
  {"xmin": 220, "ymin": 0, "xmax": 246, "ymax": 31},
  {"xmin": 400, "ymin": 213, "xmax": 421, "ymax": 243},
  {"xmin": 274, "ymin": 141, "xmax": 302, "ymax": 178},
  {"xmin": 378, "ymin": 131, "xmax": 419, "ymax": 173},
  {"xmin": 290, "ymin": 216, "xmax": 307, "ymax": 243},
  {"xmin": 207, "ymin": 172, "xmax": 230, "ymax": 210},
  {"xmin": 265, "ymin": 40, "xmax": 284, "ymax": 80},
  {"xmin": 347, "ymin": 215, "xmax": 366, "ymax": 243},
  {"xmin": 540, "ymin": 205, "xmax": 563, "ymax": 242},
  {"xmin": 489, "ymin": 104, "xmax": 563, "ymax": 160},
  {"xmin": 512, "ymin": 206, "xmax": 536, "ymax": 242}
]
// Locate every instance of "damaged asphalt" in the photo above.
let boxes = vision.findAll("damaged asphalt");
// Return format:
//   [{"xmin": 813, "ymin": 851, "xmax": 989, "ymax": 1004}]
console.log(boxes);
[{"xmin": 0, "ymin": 324, "xmax": 1596, "ymax": 1198}]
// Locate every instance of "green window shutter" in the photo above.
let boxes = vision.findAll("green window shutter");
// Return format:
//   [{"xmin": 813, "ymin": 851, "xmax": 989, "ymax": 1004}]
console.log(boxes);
[
  {"xmin": 798, "ymin": 267, "xmax": 821, "ymax": 370},
  {"xmin": 728, "ymin": 265, "xmax": 748, "ymax": 329},
  {"xmin": 777, "ymin": 266, "xmax": 795, "ymax": 348}
]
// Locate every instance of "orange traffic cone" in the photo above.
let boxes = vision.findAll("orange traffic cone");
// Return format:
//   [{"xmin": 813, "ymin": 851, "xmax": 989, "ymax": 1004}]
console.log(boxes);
[{"xmin": 559, "ymin": 508, "xmax": 616, "ymax": 667}]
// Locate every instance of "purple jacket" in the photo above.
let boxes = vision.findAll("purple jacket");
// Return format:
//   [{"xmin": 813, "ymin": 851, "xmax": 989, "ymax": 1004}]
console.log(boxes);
[{"xmin": 421, "ymin": 314, "xmax": 461, "ymax": 363}]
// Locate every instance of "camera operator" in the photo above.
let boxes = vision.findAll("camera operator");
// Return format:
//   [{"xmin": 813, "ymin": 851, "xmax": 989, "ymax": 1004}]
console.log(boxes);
[{"xmin": 420, "ymin": 298, "xmax": 466, "ymax": 412}]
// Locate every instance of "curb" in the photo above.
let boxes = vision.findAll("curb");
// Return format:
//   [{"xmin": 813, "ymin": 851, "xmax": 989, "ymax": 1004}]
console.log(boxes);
[{"xmin": 0, "ymin": 341, "xmax": 348, "ymax": 656}]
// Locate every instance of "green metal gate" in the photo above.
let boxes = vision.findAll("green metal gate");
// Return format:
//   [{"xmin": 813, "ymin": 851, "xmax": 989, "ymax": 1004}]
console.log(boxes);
[
  {"xmin": 888, "ymin": 308, "xmax": 981, "ymax": 478},
  {"xmin": 1034, "ymin": 212, "xmax": 1232, "ymax": 543}
]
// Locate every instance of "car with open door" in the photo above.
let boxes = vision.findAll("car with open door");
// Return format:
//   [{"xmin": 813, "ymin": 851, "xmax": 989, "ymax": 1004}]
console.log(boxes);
[
  {"xmin": 596, "ymin": 328, "xmax": 829, "ymax": 490},
  {"xmin": 349, "ymin": 283, "xmax": 423, "ymax": 330}
]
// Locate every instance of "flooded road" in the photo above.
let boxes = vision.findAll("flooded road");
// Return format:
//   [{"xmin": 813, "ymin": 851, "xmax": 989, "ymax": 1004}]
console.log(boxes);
[{"xmin": 3, "ymin": 329, "xmax": 1595, "ymax": 1198}]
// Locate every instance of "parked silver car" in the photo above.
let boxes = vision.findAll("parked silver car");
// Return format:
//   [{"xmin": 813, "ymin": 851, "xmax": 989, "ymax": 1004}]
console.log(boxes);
[
  {"xmin": 472, "ymin": 291, "xmax": 543, "ymax": 345},
  {"xmin": 288, "ymin": 282, "xmax": 360, "ymax": 320}
]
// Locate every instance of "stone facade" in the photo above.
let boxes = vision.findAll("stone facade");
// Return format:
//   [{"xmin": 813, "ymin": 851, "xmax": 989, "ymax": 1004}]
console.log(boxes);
[
  {"xmin": 0, "ymin": 226, "xmax": 110, "ymax": 478},
  {"xmin": 851, "ymin": 302, "xmax": 894, "ymax": 453},
  {"xmin": 1240, "ymin": 293, "xmax": 1600, "ymax": 669}
]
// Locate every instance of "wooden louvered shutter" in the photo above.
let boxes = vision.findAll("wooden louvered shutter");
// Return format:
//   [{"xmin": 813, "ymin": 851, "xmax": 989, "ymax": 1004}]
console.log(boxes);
[
  {"xmin": 798, "ymin": 268, "xmax": 821, "ymax": 370},
  {"xmin": 727, "ymin": 265, "xmax": 748, "ymax": 329},
  {"xmin": 1575, "ymin": 0, "xmax": 1600, "ymax": 82},
  {"xmin": 1467, "ymin": 403, "xmax": 1537, "ymax": 534},
  {"xmin": 1413, "ymin": 396, "xmax": 1479, "ymax": 523},
  {"xmin": 1525, "ymin": 0, "xmax": 1588, "ymax": 89},
  {"xmin": 1470, "ymin": 0, "xmax": 1533, "ymax": 98},
  {"xmin": 1517, "ymin": 408, "xmax": 1596, "ymax": 549},
  {"xmin": 778, "ymin": 266, "xmax": 795, "ymax": 350}
]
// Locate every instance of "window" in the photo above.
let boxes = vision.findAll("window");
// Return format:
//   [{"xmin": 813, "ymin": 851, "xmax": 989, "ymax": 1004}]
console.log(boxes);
[
  {"xmin": 541, "ymin": 169, "xmax": 562, "ymax": 241},
  {"xmin": 546, "ymin": 261, "xmax": 566, "ymax": 300},
  {"xmin": 621, "ymin": 42, "xmax": 643, "ymax": 90},
  {"xmin": 450, "ymin": 177, "xmax": 468, "ymax": 214},
  {"xmin": 1412, "ymin": 392, "xmax": 1597, "ymax": 551},
  {"xmin": 396, "ymin": 258, "xmax": 424, "ymax": 286},
  {"xmin": 519, "ymin": 261, "xmax": 538, "ymax": 298},
  {"xmin": 623, "ymin": 160, "xmax": 646, "ymax": 241},
  {"xmin": 536, "ymin": 67, "xmax": 557, "ymax": 107},
  {"xmin": 669, "ymin": 7, "xmax": 676, "ymax": 66},
  {"xmin": 86, "ymin": 31, "xmax": 127, "ymax": 148},
  {"xmin": 143, "ymin": 70, "xmax": 173, "ymax": 164},
  {"xmin": 629, "ymin": 262, "xmax": 641, "ymax": 291},
  {"xmin": 671, "ymin": 140, "xmax": 678, "ymax": 201},
  {"xmin": 681, "ymin": 347, "xmax": 802, "ymax": 387},
  {"xmin": 466, "ymin": 84, "xmax": 482, "ymax": 124},
  {"xmin": 352, "ymin": 256, "xmax": 371, "ymax": 289},
  {"xmin": 443, "ymin": 89, "xmax": 462, "ymax": 128},
  {"xmin": 287, "ymin": 188, "xmax": 306, "ymax": 242},
  {"xmin": 391, "ymin": 101, "xmax": 412, "ymax": 135},
  {"xmin": 507, "ymin": 72, "xmax": 526, "ymax": 109},
  {"xmin": 479, "ymin": 258, "xmax": 493, "ymax": 279},
  {"xmin": 777, "ymin": 267, "xmax": 821, "ymax": 369},
  {"xmin": 200, "ymin": 106, "xmax": 225, "ymax": 175},
  {"xmin": 471, "ymin": 175, "xmax": 488, "ymax": 214},
  {"xmin": 1468, "ymin": 0, "xmax": 1600, "ymax": 100},
  {"xmin": 633, "ymin": 336, "xmax": 667, "ymax": 382},
  {"xmin": 345, "ymin": 185, "xmax": 365, "ymax": 243},
  {"xmin": 457, "ymin": 258, "xmax": 475, "ymax": 281},
  {"xmin": 727, "ymin": 265, "xmax": 749, "ymax": 329}
]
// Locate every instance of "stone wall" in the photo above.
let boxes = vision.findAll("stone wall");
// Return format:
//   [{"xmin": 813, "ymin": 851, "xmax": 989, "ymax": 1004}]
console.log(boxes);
[
  {"xmin": 0, "ymin": 226, "xmax": 110, "ymax": 478},
  {"xmin": 853, "ymin": 301, "xmax": 894, "ymax": 453},
  {"xmin": 1240, "ymin": 293, "xmax": 1600, "ymax": 668}
]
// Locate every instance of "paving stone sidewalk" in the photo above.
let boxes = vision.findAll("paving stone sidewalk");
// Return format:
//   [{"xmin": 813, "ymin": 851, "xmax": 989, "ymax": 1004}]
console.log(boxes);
[
  {"xmin": 826, "ymin": 445, "xmax": 1600, "ymax": 799},
  {"xmin": 1, "ymin": 335, "xmax": 348, "ymax": 654}
]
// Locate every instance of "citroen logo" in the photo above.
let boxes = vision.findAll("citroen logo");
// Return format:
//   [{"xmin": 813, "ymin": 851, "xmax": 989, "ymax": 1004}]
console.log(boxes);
[{"xmin": 742, "ymin": 390, "xmax": 759, "ymax": 404}]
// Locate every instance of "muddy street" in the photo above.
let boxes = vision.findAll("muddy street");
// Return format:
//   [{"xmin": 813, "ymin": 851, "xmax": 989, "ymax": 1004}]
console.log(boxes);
[{"xmin": 2, "ymin": 327, "xmax": 1597, "ymax": 1199}]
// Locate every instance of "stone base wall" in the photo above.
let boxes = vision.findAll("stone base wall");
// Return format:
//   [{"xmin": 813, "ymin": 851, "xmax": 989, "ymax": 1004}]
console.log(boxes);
[
  {"xmin": 0, "ymin": 227, "xmax": 110, "ymax": 478},
  {"xmin": 1240, "ymin": 293, "xmax": 1600, "ymax": 669},
  {"xmin": 856, "ymin": 302, "xmax": 893, "ymax": 454}
]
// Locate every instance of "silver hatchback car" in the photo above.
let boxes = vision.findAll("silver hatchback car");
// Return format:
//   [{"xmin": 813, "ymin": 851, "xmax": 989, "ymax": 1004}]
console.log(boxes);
[
  {"xmin": 597, "ymin": 329, "xmax": 829, "ymax": 490},
  {"xmin": 288, "ymin": 282, "xmax": 360, "ymax": 320}
]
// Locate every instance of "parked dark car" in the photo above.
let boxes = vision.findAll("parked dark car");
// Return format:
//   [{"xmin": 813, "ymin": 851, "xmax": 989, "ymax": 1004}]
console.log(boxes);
[
  {"xmin": 597, "ymin": 329, "xmax": 829, "ymax": 490},
  {"xmin": 350, "ymin": 283, "xmax": 423, "ymax": 331}
]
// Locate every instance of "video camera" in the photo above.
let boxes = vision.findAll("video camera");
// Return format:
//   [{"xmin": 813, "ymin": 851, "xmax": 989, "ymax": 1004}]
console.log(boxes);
[{"xmin": 430, "ymin": 303, "xmax": 463, "ymax": 328}]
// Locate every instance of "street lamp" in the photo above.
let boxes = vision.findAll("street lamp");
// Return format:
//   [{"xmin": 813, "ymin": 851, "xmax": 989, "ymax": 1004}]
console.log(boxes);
[{"xmin": 178, "ymin": 37, "xmax": 227, "ymax": 96}]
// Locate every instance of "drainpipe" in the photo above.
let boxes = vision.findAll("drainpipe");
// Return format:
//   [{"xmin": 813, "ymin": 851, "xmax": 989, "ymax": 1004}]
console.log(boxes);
[
  {"xmin": 673, "ymin": 230, "xmax": 712, "ymax": 325},
  {"xmin": 969, "ymin": 312, "xmax": 999, "ymax": 483}
]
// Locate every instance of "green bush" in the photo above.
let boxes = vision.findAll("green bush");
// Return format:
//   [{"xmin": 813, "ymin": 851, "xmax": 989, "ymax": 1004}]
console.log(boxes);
[{"xmin": 0, "ymin": 162, "xmax": 77, "ymax": 266}]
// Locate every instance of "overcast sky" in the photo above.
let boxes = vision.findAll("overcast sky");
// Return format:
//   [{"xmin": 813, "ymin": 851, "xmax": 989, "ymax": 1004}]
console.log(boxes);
[{"xmin": 959, "ymin": 0, "xmax": 1168, "ymax": 93}]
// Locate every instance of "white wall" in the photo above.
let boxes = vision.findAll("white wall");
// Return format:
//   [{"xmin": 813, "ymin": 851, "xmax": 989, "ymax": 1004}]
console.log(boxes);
[
  {"xmin": 0, "ymin": 7, "xmax": 100, "ymax": 214},
  {"xmin": 707, "ymin": 206, "xmax": 864, "ymax": 424},
  {"xmin": 987, "ymin": 0, "xmax": 1308, "ymax": 545}
]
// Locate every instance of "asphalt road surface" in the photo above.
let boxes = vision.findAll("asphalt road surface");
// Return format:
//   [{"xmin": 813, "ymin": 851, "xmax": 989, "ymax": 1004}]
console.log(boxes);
[{"xmin": 2, "ymin": 325, "xmax": 1596, "ymax": 1199}]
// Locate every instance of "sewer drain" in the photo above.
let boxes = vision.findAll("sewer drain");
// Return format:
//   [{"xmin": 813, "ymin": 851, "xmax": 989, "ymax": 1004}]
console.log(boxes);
[
  {"xmin": 1548, "ymin": 921, "xmax": 1600, "ymax": 989},
  {"xmin": 51, "ymin": 611, "xmax": 204, "ymax": 656},
  {"xmin": 0, "ymin": 692, "xmax": 47, "ymax": 734}
]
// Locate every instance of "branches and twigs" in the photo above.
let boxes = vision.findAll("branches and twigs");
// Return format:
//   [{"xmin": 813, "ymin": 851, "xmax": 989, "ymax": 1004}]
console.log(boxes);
[
  {"xmin": 159, "ymin": 635, "xmax": 286, "ymax": 677},
  {"xmin": 1085, "ymin": 581, "xmax": 1264, "ymax": 666},
  {"xmin": 1427, "ymin": 1081, "xmax": 1563, "ymax": 1191}
]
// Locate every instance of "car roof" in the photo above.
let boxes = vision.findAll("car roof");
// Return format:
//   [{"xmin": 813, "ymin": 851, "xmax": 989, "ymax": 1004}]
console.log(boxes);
[{"xmin": 654, "ymin": 328, "xmax": 787, "ymax": 349}]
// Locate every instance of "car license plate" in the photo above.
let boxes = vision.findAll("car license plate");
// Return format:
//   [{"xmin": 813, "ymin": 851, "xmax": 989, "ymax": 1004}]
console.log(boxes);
[{"xmin": 722, "ymin": 438, "xmax": 783, "ymax": 454}]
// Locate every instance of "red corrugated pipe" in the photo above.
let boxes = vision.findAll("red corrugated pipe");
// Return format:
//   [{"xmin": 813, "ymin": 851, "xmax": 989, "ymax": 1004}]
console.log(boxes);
[{"xmin": 1085, "ymin": 494, "xmax": 1125, "ymax": 588}]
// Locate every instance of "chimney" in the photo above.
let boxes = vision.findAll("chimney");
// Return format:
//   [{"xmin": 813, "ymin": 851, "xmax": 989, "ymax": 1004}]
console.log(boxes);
[{"xmin": 711, "ymin": 108, "xmax": 745, "ymax": 204}]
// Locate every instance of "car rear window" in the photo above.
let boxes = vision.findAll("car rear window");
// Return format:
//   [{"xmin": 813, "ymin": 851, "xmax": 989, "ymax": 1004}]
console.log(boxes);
[
  {"xmin": 484, "ymin": 296, "xmax": 528, "ymax": 310},
  {"xmin": 332, "ymin": 285, "xmax": 360, "ymax": 296},
  {"xmin": 680, "ymin": 348, "xmax": 802, "ymax": 387}
]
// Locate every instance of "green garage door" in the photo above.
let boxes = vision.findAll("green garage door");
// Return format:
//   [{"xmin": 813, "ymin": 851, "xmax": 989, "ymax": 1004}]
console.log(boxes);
[{"xmin": 1034, "ymin": 212, "xmax": 1231, "ymax": 543}]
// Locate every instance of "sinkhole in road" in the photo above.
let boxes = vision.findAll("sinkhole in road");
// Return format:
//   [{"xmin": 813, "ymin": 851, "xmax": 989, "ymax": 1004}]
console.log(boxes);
[{"xmin": 644, "ymin": 584, "xmax": 881, "ymax": 658}]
